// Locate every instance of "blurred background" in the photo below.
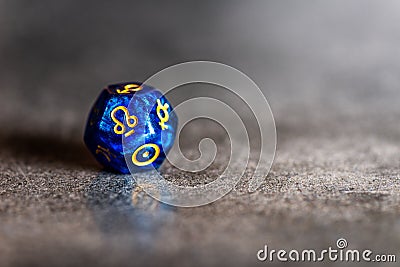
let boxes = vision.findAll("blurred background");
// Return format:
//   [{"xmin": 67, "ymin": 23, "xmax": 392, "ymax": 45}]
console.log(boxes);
[
  {"xmin": 0, "ymin": 1, "xmax": 399, "ymax": 266},
  {"xmin": 1, "ymin": 0, "xmax": 399, "ymax": 138}
]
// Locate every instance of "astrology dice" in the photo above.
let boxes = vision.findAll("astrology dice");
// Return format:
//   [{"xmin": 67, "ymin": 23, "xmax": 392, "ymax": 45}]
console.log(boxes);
[{"xmin": 84, "ymin": 82, "xmax": 177, "ymax": 173}]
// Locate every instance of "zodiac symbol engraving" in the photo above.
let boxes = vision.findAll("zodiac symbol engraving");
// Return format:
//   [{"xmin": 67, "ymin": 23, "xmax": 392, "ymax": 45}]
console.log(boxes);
[
  {"xmin": 131, "ymin": 143, "xmax": 160, "ymax": 166},
  {"xmin": 156, "ymin": 99, "xmax": 169, "ymax": 130},
  {"xmin": 116, "ymin": 83, "xmax": 142, "ymax": 94},
  {"xmin": 110, "ymin": 106, "xmax": 138, "ymax": 137},
  {"xmin": 95, "ymin": 145, "xmax": 115, "ymax": 162}
]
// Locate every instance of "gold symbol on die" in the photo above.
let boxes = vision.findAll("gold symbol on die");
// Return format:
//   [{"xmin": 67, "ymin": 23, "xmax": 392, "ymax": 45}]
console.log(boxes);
[
  {"xmin": 156, "ymin": 99, "xmax": 169, "ymax": 130},
  {"xmin": 116, "ymin": 83, "xmax": 142, "ymax": 94},
  {"xmin": 131, "ymin": 143, "xmax": 160, "ymax": 166},
  {"xmin": 95, "ymin": 145, "xmax": 115, "ymax": 162},
  {"xmin": 110, "ymin": 106, "xmax": 138, "ymax": 137}
]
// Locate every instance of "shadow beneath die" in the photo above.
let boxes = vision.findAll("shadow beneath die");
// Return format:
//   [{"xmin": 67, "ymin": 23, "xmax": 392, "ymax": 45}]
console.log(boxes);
[
  {"xmin": 0, "ymin": 132, "xmax": 98, "ymax": 170},
  {"xmin": 84, "ymin": 172, "xmax": 175, "ymax": 249}
]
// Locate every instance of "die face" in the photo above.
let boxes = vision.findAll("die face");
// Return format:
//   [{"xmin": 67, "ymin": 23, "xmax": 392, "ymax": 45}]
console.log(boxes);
[
  {"xmin": 124, "ymin": 89, "xmax": 178, "ymax": 173},
  {"xmin": 84, "ymin": 82, "xmax": 177, "ymax": 174},
  {"xmin": 84, "ymin": 88, "xmax": 133, "ymax": 173}
]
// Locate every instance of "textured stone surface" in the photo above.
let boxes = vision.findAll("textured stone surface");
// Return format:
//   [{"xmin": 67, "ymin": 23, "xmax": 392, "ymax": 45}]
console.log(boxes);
[
  {"xmin": 1, "ymin": 1, "xmax": 400, "ymax": 266},
  {"xmin": 0, "ymin": 111, "xmax": 399, "ymax": 267}
]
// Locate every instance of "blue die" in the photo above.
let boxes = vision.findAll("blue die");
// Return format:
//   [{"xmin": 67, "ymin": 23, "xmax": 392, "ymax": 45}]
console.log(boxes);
[{"xmin": 84, "ymin": 82, "xmax": 177, "ymax": 173}]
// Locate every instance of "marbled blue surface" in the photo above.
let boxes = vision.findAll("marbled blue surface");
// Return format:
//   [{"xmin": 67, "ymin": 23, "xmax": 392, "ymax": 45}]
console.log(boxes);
[{"xmin": 84, "ymin": 82, "xmax": 177, "ymax": 173}]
